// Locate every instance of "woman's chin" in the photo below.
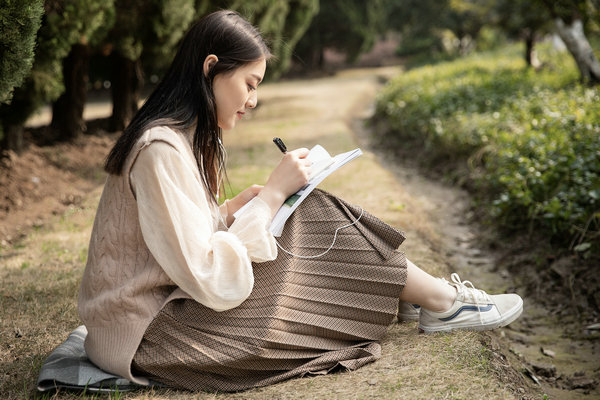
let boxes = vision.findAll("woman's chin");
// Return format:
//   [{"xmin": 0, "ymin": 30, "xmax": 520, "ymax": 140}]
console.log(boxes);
[{"xmin": 218, "ymin": 120, "xmax": 237, "ymax": 131}]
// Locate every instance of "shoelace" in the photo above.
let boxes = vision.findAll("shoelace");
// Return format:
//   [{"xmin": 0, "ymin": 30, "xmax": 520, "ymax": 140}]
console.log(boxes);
[{"xmin": 448, "ymin": 273, "xmax": 500, "ymax": 326}]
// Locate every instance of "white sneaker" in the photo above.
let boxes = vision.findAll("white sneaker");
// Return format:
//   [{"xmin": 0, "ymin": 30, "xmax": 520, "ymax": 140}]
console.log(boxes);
[
  {"xmin": 418, "ymin": 273, "xmax": 523, "ymax": 333},
  {"xmin": 398, "ymin": 301, "xmax": 421, "ymax": 322}
]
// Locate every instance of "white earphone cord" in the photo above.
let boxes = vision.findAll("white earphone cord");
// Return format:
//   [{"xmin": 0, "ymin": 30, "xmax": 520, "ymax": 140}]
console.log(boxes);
[
  {"xmin": 218, "ymin": 134, "xmax": 364, "ymax": 258},
  {"xmin": 275, "ymin": 207, "xmax": 365, "ymax": 259}
]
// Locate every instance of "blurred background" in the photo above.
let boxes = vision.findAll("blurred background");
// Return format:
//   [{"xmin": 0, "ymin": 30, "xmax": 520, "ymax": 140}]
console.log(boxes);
[{"xmin": 1, "ymin": 0, "xmax": 598, "ymax": 150}]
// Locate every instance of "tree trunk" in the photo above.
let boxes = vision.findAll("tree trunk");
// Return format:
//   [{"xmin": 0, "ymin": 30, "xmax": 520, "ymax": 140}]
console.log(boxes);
[
  {"xmin": 110, "ymin": 53, "xmax": 143, "ymax": 132},
  {"xmin": 523, "ymin": 30, "xmax": 540, "ymax": 69},
  {"xmin": 315, "ymin": 47, "xmax": 325, "ymax": 69},
  {"xmin": 50, "ymin": 43, "xmax": 91, "ymax": 141},
  {"xmin": 2, "ymin": 123, "xmax": 24, "ymax": 153},
  {"xmin": 554, "ymin": 17, "xmax": 600, "ymax": 85}
]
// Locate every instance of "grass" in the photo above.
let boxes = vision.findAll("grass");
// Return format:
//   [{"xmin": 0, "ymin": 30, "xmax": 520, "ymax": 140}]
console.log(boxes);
[{"xmin": 0, "ymin": 67, "xmax": 538, "ymax": 399}]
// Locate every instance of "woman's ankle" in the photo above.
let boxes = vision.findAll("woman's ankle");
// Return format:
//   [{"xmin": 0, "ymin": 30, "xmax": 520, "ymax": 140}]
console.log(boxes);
[{"xmin": 427, "ymin": 284, "xmax": 457, "ymax": 313}]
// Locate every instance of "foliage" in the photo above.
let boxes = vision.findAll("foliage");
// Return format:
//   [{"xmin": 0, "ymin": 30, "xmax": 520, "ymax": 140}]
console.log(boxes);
[
  {"xmin": 28, "ymin": 0, "xmax": 114, "ymax": 106},
  {"xmin": 493, "ymin": 0, "xmax": 551, "ymax": 42},
  {"xmin": 443, "ymin": 0, "xmax": 496, "ymax": 52},
  {"xmin": 375, "ymin": 43, "xmax": 600, "ymax": 253},
  {"xmin": 0, "ymin": 0, "xmax": 115, "ymax": 148},
  {"xmin": 293, "ymin": 0, "xmax": 384, "ymax": 69},
  {"xmin": 198, "ymin": 0, "xmax": 320, "ymax": 76},
  {"xmin": 0, "ymin": 0, "xmax": 44, "ymax": 105},
  {"xmin": 227, "ymin": 0, "xmax": 319, "ymax": 78},
  {"xmin": 385, "ymin": 0, "xmax": 449, "ymax": 54},
  {"xmin": 111, "ymin": 0, "xmax": 195, "ymax": 65},
  {"xmin": 385, "ymin": 0, "xmax": 499, "ymax": 57}
]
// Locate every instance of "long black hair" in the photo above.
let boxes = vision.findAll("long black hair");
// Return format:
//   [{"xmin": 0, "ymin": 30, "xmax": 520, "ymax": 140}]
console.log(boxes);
[{"xmin": 104, "ymin": 10, "xmax": 271, "ymax": 201}]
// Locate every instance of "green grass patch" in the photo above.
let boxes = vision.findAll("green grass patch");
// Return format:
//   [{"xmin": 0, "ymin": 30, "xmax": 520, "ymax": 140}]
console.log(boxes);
[{"xmin": 374, "ymin": 42, "xmax": 600, "ymax": 255}]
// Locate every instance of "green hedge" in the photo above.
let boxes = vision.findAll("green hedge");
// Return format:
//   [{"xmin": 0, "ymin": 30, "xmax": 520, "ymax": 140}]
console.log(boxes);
[{"xmin": 375, "ymin": 43, "xmax": 600, "ymax": 254}]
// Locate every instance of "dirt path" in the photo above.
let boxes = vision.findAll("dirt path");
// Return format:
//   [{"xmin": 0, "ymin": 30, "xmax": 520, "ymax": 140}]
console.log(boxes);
[
  {"xmin": 358, "ymin": 131, "xmax": 600, "ymax": 400},
  {"xmin": 348, "ymin": 74, "xmax": 600, "ymax": 399},
  {"xmin": 1, "ymin": 66, "xmax": 570, "ymax": 399}
]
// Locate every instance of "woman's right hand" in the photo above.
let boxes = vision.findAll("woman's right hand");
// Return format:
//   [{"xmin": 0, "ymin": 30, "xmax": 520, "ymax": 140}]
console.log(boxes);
[{"xmin": 258, "ymin": 148, "xmax": 311, "ymax": 218}]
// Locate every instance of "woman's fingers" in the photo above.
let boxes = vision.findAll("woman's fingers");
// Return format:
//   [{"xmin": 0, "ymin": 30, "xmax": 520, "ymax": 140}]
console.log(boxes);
[
  {"xmin": 286, "ymin": 148, "xmax": 311, "ymax": 177},
  {"xmin": 291, "ymin": 147, "xmax": 310, "ymax": 158},
  {"xmin": 257, "ymin": 148, "xmax": 313, "ymax": 217}
]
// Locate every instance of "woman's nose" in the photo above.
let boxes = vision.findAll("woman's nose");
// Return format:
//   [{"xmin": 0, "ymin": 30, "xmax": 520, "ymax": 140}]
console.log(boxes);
[{"xmin": 246, "ymin": 92, "xmax": 257, "ymax": 108}]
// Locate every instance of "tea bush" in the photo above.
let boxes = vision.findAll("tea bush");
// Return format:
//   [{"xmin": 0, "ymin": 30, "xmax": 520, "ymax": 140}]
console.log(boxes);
[{"xmin": 375, "ymin": 43, "xmax": 600, "ymax": 254}]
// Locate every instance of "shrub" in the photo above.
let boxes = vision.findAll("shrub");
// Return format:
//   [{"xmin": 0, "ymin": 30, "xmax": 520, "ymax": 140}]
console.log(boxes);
[
  {"xmin": 0, "ymin": 0, "xmax": 44, "ymax": 105},
  {"xmin": 375, "ymin": 43, "xmax": 600, "ymax": 254}
]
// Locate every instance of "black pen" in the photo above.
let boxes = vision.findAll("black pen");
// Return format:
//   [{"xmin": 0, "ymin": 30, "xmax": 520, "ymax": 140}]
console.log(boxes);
[{"xmin": 273, "ymin": 137, "xmax": 287, "ymax": 153}]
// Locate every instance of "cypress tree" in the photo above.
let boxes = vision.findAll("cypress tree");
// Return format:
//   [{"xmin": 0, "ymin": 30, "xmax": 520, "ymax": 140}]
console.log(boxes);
[
  {"xmin": 293, "ymin": 0, "xmax": 385, "ymax": 71},
  {"xmin": 107, "ymin": 0, "xmax": 196, "ymax": 131},
  {"xmin": 0, "ymin": 0, "xmax": 115, "ymax": 151},
  {"xmin": 0, "ymin": 0, "xmax": 44, "ymax": 105},
  {"xmin": 0, "ymin": 0, "xmax": 44, "ymax": 147},
  {"xmin": 50, "ymin": 0, "xmax": 115, "ymax": 141}
]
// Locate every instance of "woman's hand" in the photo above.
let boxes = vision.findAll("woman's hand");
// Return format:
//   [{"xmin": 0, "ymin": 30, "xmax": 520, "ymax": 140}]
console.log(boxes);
[
  {"xmin": 258, "ymin": 148, "xmax": 311, "ymax": 218},
  {"xmin": 224, "ymin": 185, "xmax": 263, "ymax": 226}
]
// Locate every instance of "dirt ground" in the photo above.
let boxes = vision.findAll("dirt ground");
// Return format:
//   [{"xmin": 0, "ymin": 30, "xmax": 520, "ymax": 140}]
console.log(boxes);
[{"xmin": 1, "ymin": 66, "xmax": 597, "ymax": 399}]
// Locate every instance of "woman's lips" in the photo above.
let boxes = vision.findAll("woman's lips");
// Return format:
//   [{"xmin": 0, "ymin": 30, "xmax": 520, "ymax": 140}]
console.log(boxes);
[{"xmin": 237, "ymin": 111, "xmax": 245, "ymax": 119}]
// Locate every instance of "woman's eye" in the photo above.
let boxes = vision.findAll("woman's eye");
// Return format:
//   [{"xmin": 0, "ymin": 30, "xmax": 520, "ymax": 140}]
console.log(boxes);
[{"xmin": 248, "ymin": 84, "xmax": 256, "ymax": 91}]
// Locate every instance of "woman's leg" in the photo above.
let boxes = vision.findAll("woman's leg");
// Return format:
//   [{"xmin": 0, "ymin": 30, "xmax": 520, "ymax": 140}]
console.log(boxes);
[
  {"xmin": 399, "ymin": 259, "xmax": 524, "ymax": 333},
  {"xmin": 399, "ymin": 259, "xmax": 456, "ymax": 312}
]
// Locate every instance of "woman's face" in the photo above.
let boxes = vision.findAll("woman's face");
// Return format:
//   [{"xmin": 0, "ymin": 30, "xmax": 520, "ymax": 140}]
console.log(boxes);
[{"xmin": 212, "ymin": 59, "xmax": 266, "ymax": 130}]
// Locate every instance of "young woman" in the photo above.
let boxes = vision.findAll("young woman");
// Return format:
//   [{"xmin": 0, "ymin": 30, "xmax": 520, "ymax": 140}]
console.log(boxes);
[{"xmin": 78, "ymin": 10, "xmax": 523, "ymax": 392}]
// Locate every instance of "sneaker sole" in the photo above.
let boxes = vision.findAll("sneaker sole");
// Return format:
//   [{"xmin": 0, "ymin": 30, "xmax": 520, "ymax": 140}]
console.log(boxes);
[
  {"xmin": 418, "ymin": 297, "xmax": 523, "ymax": 334},
  {"xmin": 397, "ymin": 312, "xmax": 420, "ymax": 322}
]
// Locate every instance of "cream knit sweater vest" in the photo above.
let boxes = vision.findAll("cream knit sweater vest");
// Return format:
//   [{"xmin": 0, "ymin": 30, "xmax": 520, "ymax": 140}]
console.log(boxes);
[{"xmin": 78, "ymin": 127, "xmax": 204, "ymax": 384}]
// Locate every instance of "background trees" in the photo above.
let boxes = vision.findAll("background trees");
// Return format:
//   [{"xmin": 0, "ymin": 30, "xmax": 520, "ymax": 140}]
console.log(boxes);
[
  {"xmin": 0, "ymin": 0, "xmax": 598, "ymax": 153},
  {"xmin": 200, "ymin": 0, "xmax": 319, "ymax": 78},
  {"xmin": 540, "ymin": 0, "xmax": 600, "ymax": 84},
  {"xmin": 293, "ymin": 0, "xmax": 385, "ymax": 70},
  {"xmin": 493, "ymin": 0, "xmax": 551, "ymax": 67},
  {"xmin": 0, "ymin": 0, "xmax": 318, "ymax": 151},
  {"xmin": 105, "ymin": 0, "xmax": 196, "ymax": 131},
  {"xmin": 0, "ymin": 1, "xmax": 44, "ymax": 105},
  {"xmin": 0, "ymin": 0, "xmax": 115, "ymax": 151},
  {"xmin": 49, "ymin": 0, "xmax": 116, "ymax": 140},
  {"xmin": 0, "ymin": 0, "xmax": 44, "ymax": 148}
]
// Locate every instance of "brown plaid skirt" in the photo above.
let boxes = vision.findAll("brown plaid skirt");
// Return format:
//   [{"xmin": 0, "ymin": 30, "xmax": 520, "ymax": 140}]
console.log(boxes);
[{"xmin": 132, "ymin": 189, "xmax": 407, "ymax": 392}]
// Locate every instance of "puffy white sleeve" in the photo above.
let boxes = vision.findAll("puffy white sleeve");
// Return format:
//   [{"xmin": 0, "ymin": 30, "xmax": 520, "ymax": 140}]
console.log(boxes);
[{"xmin": 130, "ymin": 141, "xmax": 277, "ymax": 311}]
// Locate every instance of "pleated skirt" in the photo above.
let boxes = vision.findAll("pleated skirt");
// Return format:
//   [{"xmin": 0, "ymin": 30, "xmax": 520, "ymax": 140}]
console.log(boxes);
[{"xmin": 132, "ymin": 189, "xmax": 408, "ymax": 392}]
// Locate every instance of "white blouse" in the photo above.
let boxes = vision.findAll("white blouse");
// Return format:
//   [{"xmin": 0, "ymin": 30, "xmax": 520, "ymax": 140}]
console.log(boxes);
[{"xmin": 130, "ymin": 141, "xmax": 277, "ymax": 311}]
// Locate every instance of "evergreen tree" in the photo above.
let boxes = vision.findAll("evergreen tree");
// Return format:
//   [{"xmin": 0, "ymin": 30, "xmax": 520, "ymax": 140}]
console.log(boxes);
[
  {"xmin": 293, "ymin": 0, "xmax": 385, "ymax": 70},
  {"xmin": 0, "ymin": 0, "xmax": 44, "ymax": 105},
  {"xmin": 443, "ymin": 0, "xmax": 496, "ymax": 55},
  {"xmin": 107, "ymin": 0, "xmax": 196, "ymax": 131},
  {"xmin": 384, "ymin": 0, "xmax": 450, "ymax": 57},
  {"xmin": 0, "ymin": 0, "xmax": 114, "ymax": 151},
  {"xmin": 50, "ymin": 0, "xmax": 115, "ymax": 141},
  {"xmin": 494, "ymin": 1, "xmax": 551, "ymax": 67},
  {"xmin": 0, "ymin": 0, "xmax": 44, "ymax": 146}
]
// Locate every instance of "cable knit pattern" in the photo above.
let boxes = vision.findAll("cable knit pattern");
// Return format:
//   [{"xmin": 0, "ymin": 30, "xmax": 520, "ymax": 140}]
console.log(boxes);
[{"xmin": 78, "ymin": 126, "xmax": 276, "ymax": 384}]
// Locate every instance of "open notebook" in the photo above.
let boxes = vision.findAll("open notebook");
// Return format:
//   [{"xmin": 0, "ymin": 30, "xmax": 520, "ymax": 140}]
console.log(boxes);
[{"xmin": 234, "ymin": 145, "xmax": 362, "ymax": 236}]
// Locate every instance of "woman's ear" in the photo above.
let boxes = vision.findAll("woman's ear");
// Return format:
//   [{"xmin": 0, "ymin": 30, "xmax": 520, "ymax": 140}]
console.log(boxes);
[{"xmin": 203, "ymin": 54, "xmax": 219, "ymax": 78}]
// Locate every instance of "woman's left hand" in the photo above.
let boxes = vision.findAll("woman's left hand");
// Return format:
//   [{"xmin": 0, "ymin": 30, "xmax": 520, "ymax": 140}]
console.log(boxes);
[{"xmin": 224, "ymin": 185, "xmax": 263, "ymax": 226}]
